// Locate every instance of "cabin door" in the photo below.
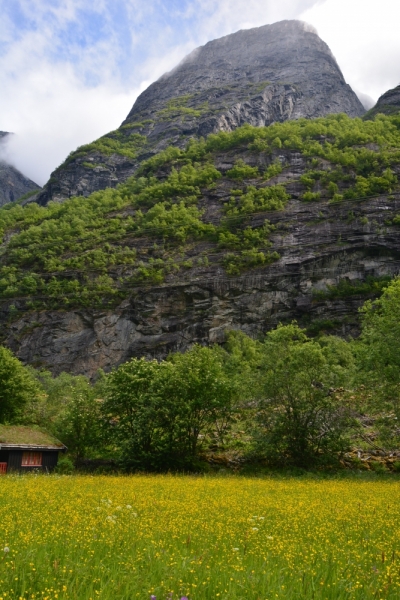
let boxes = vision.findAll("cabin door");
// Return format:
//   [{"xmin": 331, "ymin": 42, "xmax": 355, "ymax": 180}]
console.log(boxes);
[{"xmin": 0, "ymin": 463, "xmax": 7, "ymax": 475}]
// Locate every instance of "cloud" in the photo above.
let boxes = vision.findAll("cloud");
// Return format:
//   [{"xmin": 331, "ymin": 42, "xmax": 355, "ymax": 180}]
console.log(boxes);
[
  {"xmin": 0, "ymin": 68, "xmax": 138, "ymax": 186},
  {"xmin": 355, "ymin": 91, "xmax": 375, "ymax": 111},
  {"xmin": 300, "ymin": 0, "xmax": 400, "ymax": 103}
]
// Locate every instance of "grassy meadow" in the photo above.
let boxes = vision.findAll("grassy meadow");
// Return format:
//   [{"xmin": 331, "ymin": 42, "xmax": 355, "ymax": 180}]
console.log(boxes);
[{"xmin": 0, "ymin": 474, "xmax": 399, "ymax": 600}]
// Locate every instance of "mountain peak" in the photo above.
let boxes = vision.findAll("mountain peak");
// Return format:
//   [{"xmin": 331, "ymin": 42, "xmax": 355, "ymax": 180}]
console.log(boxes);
[
  {"xmin": 37, "ymin": 19, "xmax": 364, "ymax": 205},
  {"xmin": 127, "ymin": 19, "xmax": 363, "ymax": 125}
]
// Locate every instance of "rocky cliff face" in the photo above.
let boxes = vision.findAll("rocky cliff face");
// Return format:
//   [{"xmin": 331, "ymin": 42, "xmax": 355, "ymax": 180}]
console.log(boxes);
[
  {"xmin": 3, "ymin": 130, "xmax": 400, "ymax": 377},
  {"xmin": 365, "ymin": 84, "xmax": 400, "ymax": 119},
  {"xmin": 3, "ymin": 21, "xmax": 395, "ymax": 379},
  {"xmin": 5, "ymin": 187, "xmax": 400, "ymax": 377},
  {"xmin": 0, "ymin": 133, "xmax": 40, "ymax": 206},
  {"xmin": 36, "ymin": 20, "xmax": 364, "ymax": 206}
]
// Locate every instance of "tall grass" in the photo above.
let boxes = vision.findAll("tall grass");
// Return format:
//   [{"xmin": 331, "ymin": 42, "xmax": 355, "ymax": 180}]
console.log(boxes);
[{"xmin": 0, "ymin": 474, "xmax": 399, "ymax": 599}]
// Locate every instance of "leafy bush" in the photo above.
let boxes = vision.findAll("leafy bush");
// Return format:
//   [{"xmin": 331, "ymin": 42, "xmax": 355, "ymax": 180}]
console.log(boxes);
[
  {"xmin": 225, "ymin": 185, "xmax": 289, "ymax": 215},
  {"xmin": 226, "ymin": 160, "xmax": 259, "ymax": 180},
  {"xmin": 55, "ymin": 456, "xmax": 75, "ymax": 474},
  {"xmin": 254, "ymin": 324, "xmax": 354, "ymax": 467}
]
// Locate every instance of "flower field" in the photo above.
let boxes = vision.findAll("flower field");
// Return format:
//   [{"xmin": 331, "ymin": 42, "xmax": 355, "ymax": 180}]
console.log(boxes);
[{"xmin": 0, "ymin": 475, "xmax": 400, "ymax": 600}]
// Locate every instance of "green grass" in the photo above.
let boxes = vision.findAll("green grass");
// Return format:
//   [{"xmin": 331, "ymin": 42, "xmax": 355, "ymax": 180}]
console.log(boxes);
[
  {"xmin": 0, "ymin": 425, "xmax": 63, "ymax": 446},
  {"xmin": 1, "ymin": 474, "xmax": 400, "ymax": 599}
]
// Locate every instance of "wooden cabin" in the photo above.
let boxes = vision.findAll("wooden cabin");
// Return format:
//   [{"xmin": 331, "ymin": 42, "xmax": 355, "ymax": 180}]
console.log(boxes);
[{"xmin": 0, "ymin": 426, "xmax": 66, "ymax": 474}]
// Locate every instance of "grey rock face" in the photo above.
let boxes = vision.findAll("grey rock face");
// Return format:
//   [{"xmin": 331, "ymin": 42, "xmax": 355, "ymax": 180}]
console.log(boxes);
[
  {"xmin": 0, "ymin": 133, "xmax": 40, "ymax": 206},
  {"xmin": 36, "ymin": 20, "xmax": 364, "ymax": 205},
  {"xmin": 126, "ymin": 20, "xmax": 364, "ymax": 126},
  {"xmin": 364, "ymin": 85, "xmax": 400, "ymax": 119},
  {"xmin": 376, "ymin": 85, "xmax": 400, "ymax": 109}
]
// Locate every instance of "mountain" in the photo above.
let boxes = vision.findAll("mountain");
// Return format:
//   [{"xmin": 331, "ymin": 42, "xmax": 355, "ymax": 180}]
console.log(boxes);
[
  {"xmin": 364, "ymin": 84, "xmax": 400, "ymax": 119},
  {"xmin": 36, "ymin": 20, "xmax": 364, "ymax": 206},
  {"xmin": 4, "ymin": 21, "xmax": 398, "ymax": 379},
  {"xmin": 0, "ymin": 133, "xmax": 40, "ymax": 207}
]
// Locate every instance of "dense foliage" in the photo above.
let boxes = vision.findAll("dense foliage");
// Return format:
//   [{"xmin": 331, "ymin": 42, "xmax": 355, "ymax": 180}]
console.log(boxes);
[
  {"xmin": 0, "ymin": 346, "xmax": 42, "ymax": 423},
  {"xmin": 1, "ymin": 113, "xmax": 400, "ymax": 313}
]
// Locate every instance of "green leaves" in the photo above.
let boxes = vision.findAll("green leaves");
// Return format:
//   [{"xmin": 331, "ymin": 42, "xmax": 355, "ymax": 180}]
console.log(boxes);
[
  {"xmin": 0, "ymin": 346, "xmax": 42, "ymax": 423},
  {"xmin": 2, "ymin": 111, "xmax": 400, "ymax": 313},
  {"xmin": 226, "ymin": 160, "xmax": 260, "ymax": 180},
  {"xmin": 103, "ymin": 346, "xmax": 236, "ymax": 470},
  {"xmin": 224, "ymin": 185, "xmax": 289, "ymax": 215},
  {"xmin": 358, "ymin": 278, "xmax": 400, "ymax": 399},
  {"xmin": 254, "ymin": 323, "xmax": 354, "ymax": 467}
]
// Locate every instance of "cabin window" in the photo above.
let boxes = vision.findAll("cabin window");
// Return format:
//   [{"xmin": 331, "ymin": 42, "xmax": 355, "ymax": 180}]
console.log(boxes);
[{"xmin": 21, "ymin": 452, "xmax": 42, "ymax": 467}]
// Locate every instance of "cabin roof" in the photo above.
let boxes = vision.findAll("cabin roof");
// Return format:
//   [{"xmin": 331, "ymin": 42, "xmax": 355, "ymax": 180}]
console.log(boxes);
[{"xmin": 0, "ymin": 426, "xmax": 66, "ymax": 450}]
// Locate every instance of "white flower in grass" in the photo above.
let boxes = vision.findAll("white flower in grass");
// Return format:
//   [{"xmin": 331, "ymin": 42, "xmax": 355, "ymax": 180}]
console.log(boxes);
[
  {"xmin": 251, "ymin": 527, "xmax": 259, "ymax": 531},
  {"xmin": 3, "ymin": 547, "xmax": 9, "ymax": 553},
  {"xmin": 126, "ymin": 505, "xmax": 132, "ymax": 509}
]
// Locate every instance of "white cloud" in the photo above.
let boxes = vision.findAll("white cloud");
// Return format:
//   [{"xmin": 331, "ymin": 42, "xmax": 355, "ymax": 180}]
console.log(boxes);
[
  {"xmin": 300, "ymin": 0, "xmax": 400, "ymax": 103},
  {"xmin": 0, "ymin": 68, "xmax": 137, "ymax": 186}
]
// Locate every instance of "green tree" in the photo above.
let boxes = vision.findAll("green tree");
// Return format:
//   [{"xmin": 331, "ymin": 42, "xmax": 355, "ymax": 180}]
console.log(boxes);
[
  {"xmin": 104, "ymin": 347, "xmax": 236, "ymax": 471},
  {"xmin": 159, "ymin": 345, "xmax": 237, "ymax": 457},
  {"xmin": 25, "ymin": 370, "xmax": 92, "ymax": 429},
  {"xmin": 0, "ymin": 346, "xmax": 42, "ymax": 423},
  {"xmin": 255, "ymin": 324, "xmax": 354, "ymax": 467},
  {"xmin": 103, "ymin": 357, "xmax": 162, "ymax": 470},
  {"xmin": 53, "ymin": 386, "xmax": 103, "ymax": 462},
  {"xmin": 356, "ymin": 278, "xmax": 400, "ymax": 441}
]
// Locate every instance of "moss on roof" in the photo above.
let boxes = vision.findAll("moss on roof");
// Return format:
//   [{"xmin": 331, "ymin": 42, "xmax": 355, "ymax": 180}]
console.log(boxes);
[{"xmin": 0, "ymin": 426, "xmax": 64, "ymax": 447}]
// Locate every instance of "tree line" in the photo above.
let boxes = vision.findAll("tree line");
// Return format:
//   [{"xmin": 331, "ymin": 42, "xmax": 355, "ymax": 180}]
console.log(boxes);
[{"xmin": 2, "ymin": 277, "xmax": 400, "ymax": 472}]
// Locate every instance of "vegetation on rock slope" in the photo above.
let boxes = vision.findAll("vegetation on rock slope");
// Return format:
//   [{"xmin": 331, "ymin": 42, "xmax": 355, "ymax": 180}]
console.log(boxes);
[{"xmin": 1, "ymin": 113, "xmax": 400, "ymax": 313}]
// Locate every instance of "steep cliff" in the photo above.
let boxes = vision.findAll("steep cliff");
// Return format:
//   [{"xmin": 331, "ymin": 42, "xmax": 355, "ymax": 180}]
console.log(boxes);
[
  {"xmin": 1, "ymin": 114, "xmax": 400, "ymax": 377},
  {"xmin": 0, "ymin": 133, "xmax": 40, "ymax": 207},
  {"xmin": 36, "ymin": 20, "xmax": 364, "ymax": 206}
]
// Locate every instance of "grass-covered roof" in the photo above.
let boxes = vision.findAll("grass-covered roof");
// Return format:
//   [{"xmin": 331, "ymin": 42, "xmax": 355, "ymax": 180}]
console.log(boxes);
[{"xmin": 0, "ymin": 425, "xmax": 64, "ymax": 447}]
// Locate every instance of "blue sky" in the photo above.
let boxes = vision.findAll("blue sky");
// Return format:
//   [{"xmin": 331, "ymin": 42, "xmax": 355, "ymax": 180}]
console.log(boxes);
[{"xmin": 0, "ymin": 0, "xmax": 399, "ymax": 185}]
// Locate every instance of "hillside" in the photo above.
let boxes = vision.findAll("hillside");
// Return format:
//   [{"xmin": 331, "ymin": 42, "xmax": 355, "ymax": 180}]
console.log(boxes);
[
  {"xmin": 364, "ymin": 85, "xmax": 400, "ymax": 120},
  {"xmin": 1, "ymin": 113, "xmax": 400, "ymax": 375},
  {"xmin": 35, "ymin": 20, "xmax": 364, "ymax": 206}
]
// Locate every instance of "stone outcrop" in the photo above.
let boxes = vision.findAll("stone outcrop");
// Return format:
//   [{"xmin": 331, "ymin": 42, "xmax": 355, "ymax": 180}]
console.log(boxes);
[
  {"xmin": 0, "ymin": 133, "xmax": 40, "ymax": 206},
  {"xmin": 364, "ymin": 84, "xmax": 400, "ymax": 119},
  {"xmin": 36, "ymin": 20, "xmax": 364, "ymax": 206},
  {"xmin": 375, "ymin": 85, "xmax": 400, "ymax": 110}
]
